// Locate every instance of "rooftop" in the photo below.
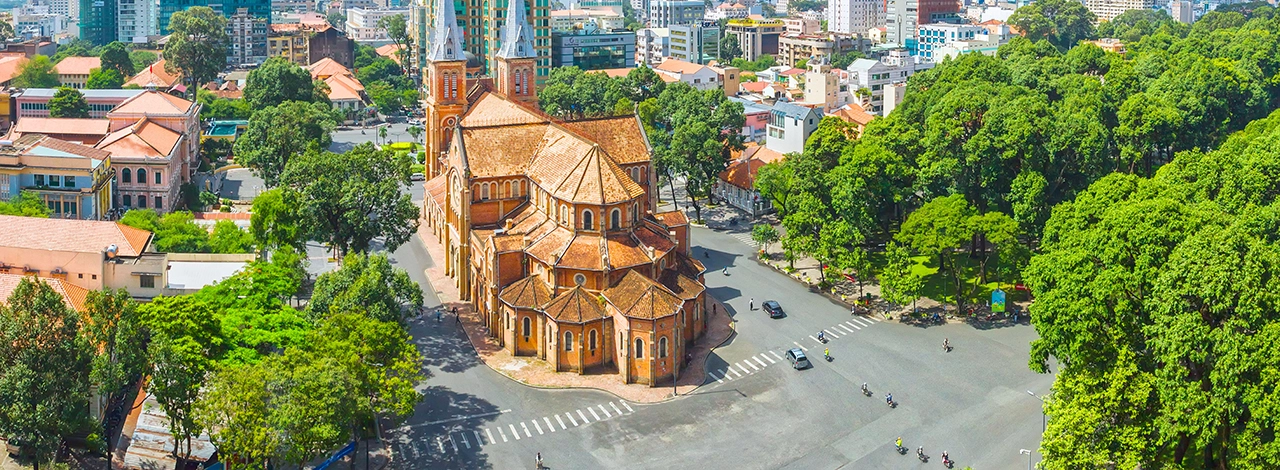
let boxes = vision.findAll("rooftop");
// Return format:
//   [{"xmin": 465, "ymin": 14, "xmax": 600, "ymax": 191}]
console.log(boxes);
[
  {"xmin": 53, "ymin": 56, "xmax": 100, "ymax": 76},
  {"xmin": 655, "ymin": 58, "xmax": 710, "ymax": 76},
  {"xmin": 18, "ymin": 88, "xmax": 145, "ymax": 99},
  {"xmin": 109, "ymin": 90, "xmax": 195, "ymax": 116},
  {"xmin": 9, "ymin": 117, "xmax": 110, "ymax": 137},
  {"xmin": 166, "ymin": 260, "xmax": 248, "ymax": 290},
  {"xmin": 0, "ymin": 214, "xmax": 151, "ymax": 256},
  {"xmin": 0, "ymin": 273, "xmax": 90, "ymax": 311}
]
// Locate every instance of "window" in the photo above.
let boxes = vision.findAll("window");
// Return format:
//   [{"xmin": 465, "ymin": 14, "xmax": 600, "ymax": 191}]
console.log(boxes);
[
  {"xmin": 635, "ymin": 338, "xmax": 644, "ymax": 359},
  {"xmin": 503, "ymin": 181, "xmax": 510, "ymax": 198},
  {"xmin": 582, "ymin": 209, "xmax": 593, "ymax": 229},
  {"xmin": 64, "ymin": 176, "xmax": 75, "ymax": 188},
  {"xmin": 154, "ymin": 196, "xmax": 162, "ymax": 209},
  {"xmin": 610, "ymin": 209, "xmax": 620, "ymax": 229},
  {"xmin": 574, "ymin": 273, "xmax": 586, "ymax": 286},
  {"xmin": 138, "ymin": 196, "xmax": 146, "ymax": 208},
  {"xmin": 481, "ymin": 183, "xmax": 490, "ymax": 200},
  {"xmin": 121, "ymin": 168, "xmax": 132, "ymax": 184},
  {"xmin": 122, "ymin": 195, "xmax": 131, "ymax": 207},
  {"xmin": 589, "ymin": 329, "xmax": 597, "ymax": 351},
  {"xmin": 139, "ymin": 275, "xmax": 154, "ymax": 288},
  {"xmin": 34, "ymin": 174, "xmax": 45, "ymax": 186},
  {"xmin": 633, "ymin": 203, "xmax": 639, "ymax": 222},
  {"xmin": 659, "ymin": 336, "xmax": 668, "ymax": 358},
  {"xmin": 564, "ymin": 331, "xmax": 573, "ymax": 351},
  {"xmin": 154, "ymin": 171, "xmax": 161, "ymax": 185},
  {"xmin": 522, "ymin": 316, "xmax": 531, "ymax": 339},
  {"xmin": 137, "ymin": 169, "xmax": 147, "ymax": 185}
]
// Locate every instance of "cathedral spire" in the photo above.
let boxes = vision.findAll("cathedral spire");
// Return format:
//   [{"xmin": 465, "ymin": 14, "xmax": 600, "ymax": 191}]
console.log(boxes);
[
  {"xmin": 496, "ymin": 0, "xmax": 536, "ymax": 59},
  {"xmin": 429, "ymin": 0, "xmax": 466, "ymax": 62}
]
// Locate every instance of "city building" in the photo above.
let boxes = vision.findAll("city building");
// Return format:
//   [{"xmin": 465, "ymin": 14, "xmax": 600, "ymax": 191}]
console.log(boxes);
[
  {"xmin": 50, "ymin": 0, "xmax": 78, "ymax": 20},
  {"xmin": 727, "ymin": 96, "xmax": 771, "ymax": 141},
  {"xmin": 551, "ymin": 8, "xmax": 625, "ymax": 32},
  {"xmin": 346, "ymin": 7, "xmax": 409, "ymax": 42},
  {"xmin": 575, "ymin": 0, "xmax": 630, "ymax": 7},
  {"xmin": 765, "ymin": 101, "xmax": 822, "ymax": 154},
  {"xmin": 1171, "ymin": 0, "xmax": 1193, "ymax": 23},
  {"xmin": 801, "ymin": 59, "xmax": 843, "ymax": 112},
  {"xmin": 307, "ymin": 57, "xmax": 370, "ymax": 111},
  {"xmin": 886, "ymin": 0, "xmax": 960, "ymax": 46},
  {"xmin": 78, "ymin": 0, "xmax": 117, "ymax": 45},
  {"xmin": 827, "ymin": 0, "xmax": 883, "ymax": 35},
  {"xmin": 0, "ymin": 214, "xmax": 157, "ymax": 293},
  {"xmin": 158, "ymin": 0, "xmax": 270, "ymax": 35},
  {"xmin": 273, "ymin": 0, "xmax": 316, "ymax": 13},
  {"xmin": 648, "ymin": 0, "xmax": 704, "ymax": 27},
  {"xmin": 830, "ymin": 102, "xmax": 874, "ymax": 136},
  {"xmin": 915, "ymin": 23, "xmax": 985, "ymax": 61},
  {"xmin": 228, "ymin": 7, "xmax": 268, "ymax": 66},
  {"xmin": 97, "ymin": 91, "xmax": 202, "ymax": 213},
  {"xmin": 4, "ymin": 117, "xmax": 111, "ymax": 145},
  {"xmin": 705, "ymin": 2, "xmax": 750, "ymax": 21},
  {"xmin": 125, "ymin": 59, "xmax": 182, "ymax": 89},
  {"xmin": 636, "ymin": 27, "xmax": 671, "ymax": 65},
  {"xmin": 708, "ymin": 62, "xmax": 741, "ymax": 96},
  {"xmin": 15, "ymin": 88, "xmax": 145, "ymax": 118},
  {"xmin": 1090, "ymin": 38, "xmax": 1126, "ymax": 54},
  {"xmin": 669, "ymin": 22, "xmax": 719, "ymax": 65},
  {"xmin": 409, "ymin": 0, "xmax": 552, "ymax": 83},
  {"xmin": 846, "ymin": 49, "xmax": 932, "ymax": 114},
  {"xmin": 776, "ymin": 33, "xmax": 864, "ymax": 68},
  {"xmin": 783, "ymin": 17, "xmax": 820, "ymax": 35},
  {"xmin": 419, "ymin": 0, "xmax": 709, "ymax": 385},
  {"xmin": 1084, "ymin": 0, "xmax": 1153, "ymax": 22},
  {"xmin": 116, "ymin": 0, "xmax": 158, "ymax": 44},
  {"xmin": 0, "ymin": 134, "xmax": 113, "ymax": 219},
  {"xmin": 654, "ymin": 58, "xmax": 721, "ymax": 91},
  {"xmin": 551, "ymin": 31, "xmax": 637, "ymax": 70},
  {"xmin": 14, "ymin": 11, "xmax": 67, "ymax": 39},
  {"xmin": 268, "ymin": 22, "xmax": 357, "ymax": 68},
  {"xmin": 715, "ymin": 142, "xmax": 782, "ymax": 216},
  {"xmin": 725, "ymin": 16, "xmax": 783, "ymax": 61},
  {"xmin": 53, "ymin": 56, "xmax": 100, "ymax": 89}
]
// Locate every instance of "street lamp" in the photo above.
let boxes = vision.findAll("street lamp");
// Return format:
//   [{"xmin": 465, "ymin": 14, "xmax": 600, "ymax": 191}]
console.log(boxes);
[
  {"xmin": 1019, "ymin": 449, "xmax": 1033, "ymax": 470},
  {"xmin": 1027, "ymin": 390, "xmax": 1046, "ymax": 433}
]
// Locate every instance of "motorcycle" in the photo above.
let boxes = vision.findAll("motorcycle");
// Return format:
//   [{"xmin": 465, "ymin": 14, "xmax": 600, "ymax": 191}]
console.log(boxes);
[
  {"xmin": 917, "ymin": 448, "xmax": 928, "ymax": 463},
  {"xmin": 941, "ymin": 456, "xmax": 953, "ymax": 468}
]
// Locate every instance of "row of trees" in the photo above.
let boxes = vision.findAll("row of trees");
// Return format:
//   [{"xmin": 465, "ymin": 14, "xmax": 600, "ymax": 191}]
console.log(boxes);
[{"xmin": 12, "ymin": 41, "xmax": 144, "ymax": 90}]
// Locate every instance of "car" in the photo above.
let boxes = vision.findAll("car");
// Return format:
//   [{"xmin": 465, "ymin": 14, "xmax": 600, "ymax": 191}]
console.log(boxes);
[
  {"xmin": 763, "ymin": 300, "xmax": 784, "ymax": 318},
  {"xmin": 785, "ymin": 348, "xmax": 811, "ymax": 370},
  {"xmin": 410, "ymin": 173, "xmax": 425, "ymax": 181}
]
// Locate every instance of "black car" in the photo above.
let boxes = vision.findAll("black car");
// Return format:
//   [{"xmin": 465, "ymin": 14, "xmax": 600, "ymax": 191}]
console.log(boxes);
[{"xmin": 763, "ymin": 300, "xmax": 784, "ymax": 318}]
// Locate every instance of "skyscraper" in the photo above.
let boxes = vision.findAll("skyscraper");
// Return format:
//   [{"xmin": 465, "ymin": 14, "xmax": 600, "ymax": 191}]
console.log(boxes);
[
  {"xmin": 157, "ymin": 0, "xmax": 270, "ymax": 34},
  {"xmin": 79, "ymin": 0, "xmax": 118, "ymax": 46},
  {"xmin": 827, "ymin": 0, "xmax": 883, "ymax": 35},
  {"xmin": 410, "ymin": 0, "xmax": 552, "ymax": 83},
  {"xmin": 886, "ymin": 0, "xmax": 957, "ymax": 46},
  {"xmin": 117, "ymin": 0, "xmax": 159, "ymax": 43},
  {"xmin": 157, "ymin": 0, "xmax": 272, "ymax": 66}
]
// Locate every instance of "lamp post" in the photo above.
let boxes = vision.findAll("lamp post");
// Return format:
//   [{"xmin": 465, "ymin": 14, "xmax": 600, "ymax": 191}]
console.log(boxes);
[
  {"xmin": 1027, "ymin": 390, "xmax": 1046, "ymax": 433},
  {"xmin": 1019, "ymin": 449, "xmax": 1033, "ymax": 470}
]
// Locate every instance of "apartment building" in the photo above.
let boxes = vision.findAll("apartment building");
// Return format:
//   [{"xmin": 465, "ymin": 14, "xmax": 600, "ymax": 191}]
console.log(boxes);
[
  {"xmin": 116, "ymin": 0, "xmax": 158, "ymax": 43},
  {"xmin": 1084, "ymin": 0, "xmax": 1154, "ymax": 22},
  {"xmin": 846, "ymin": 49, "xmax": 932, "ymax": 114},
  {"xmin": 648, "ymin": 0, "xmax": 705, "ymax": 27},
  {"xmin": 636, "ymin": 27, "xmax": 671, "ymax": 65},
  {"xmin": 346, "ymin": 7, "xmax": 409, "ymax": 42},
  {"xmin": 725, "ymin": 16, "xmax": 783, "ymax": 61},
  {"xmin": 827, "ymin": 0, "xmax": 883, "ymax": 35},
  {"xmin": 669, "ymin": 22, "xmax": 719, "ymax": 65}
]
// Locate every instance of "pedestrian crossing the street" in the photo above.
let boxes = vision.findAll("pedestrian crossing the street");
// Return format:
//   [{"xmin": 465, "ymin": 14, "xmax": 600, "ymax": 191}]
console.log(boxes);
[
  {"xmin": 706, "ymin": 315, "xmax": 881, "ymax": 385},
  {"xmin": 392, "ymin": 400, "xmax": 638, "ymax": 466}
]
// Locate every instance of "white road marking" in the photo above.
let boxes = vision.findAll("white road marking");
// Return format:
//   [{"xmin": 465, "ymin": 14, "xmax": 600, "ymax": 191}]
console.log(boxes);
[
  {"xmin": 853, "ymin": 317, "xmax": 872, "ymax": 327},
  {"xmin": 793, "ymin": 341, "xmax": 808, "ymax": 351},
  {"xmin": 589, "ymin": 407, "xmax": 601, "ymax": 421},
  {"xmin": 556, "ymin": 414, "xmax": 567, "ymax": 430},
  {"xmin": 744, "ymin": 360, "xmax": 760, "ymax": 371},
  {"xmin": 521, "ymin": 422, "xmax": 532, "ymax": 437},
  {"xmin": 509, "ymin": 424, "xmax": 520, "ymax": 440},
  {"xmin": 460, "ymin": 432, "xmax": 470, "ymax": 449},
  {"xmin": 824, "ymin": 329, "xmax": 839, "ymax": 338},
  {"xmin": 736, "ymin": 363, "xmax": 752, "ymax": 375},
  {"xmin": 533, "ymin": 420, "xmax": 544, "ymax": 435},
  {"xmin": 393, "ymin": 409, "xmax": 513, "ymax": 431},
  {"xmin": 611, "ymin": 402, "xmax": 624, "ymax": 416},
  {"xmin": 567, "ymin": 412, "xmax": 580, "ymax": 426},
  {"xmin": 837, "ymin": 324, "xmax": 855, "ymax": 334},
  {"xmin": 809, "ymin": 334, "xmax": 820, "ymax": 343},
  {"xmin": 498, "ymin": 427, "xmax": 508, "ymax": 442},
  {"xmin": 754, "ymin": 356, "xmax": 769, "ymax": 368},
  {"xmin": 770, "ymin": 350, "xmax": 784, "ymax": 360},
  {"xmin": 762, "ymin": 353, "xmax": 777, "ymax": 364},
  {"xmin": 544, "ymin": 417, "xmax": 556, "ymax": 433},
  {"xmin": 578, "ymin": 409, "xmax": 591, "ymax": 424},
  {"xmin": 476, "ymin": 430, "xmax": 486, "ymax": 446},
  {"xmin": 727, "ymin": 367, "xmax": 741, "ymax": 379},
  {"xmin": 845, "ymin": 321, "xmax": 861, "ymax": 330},
  {"xmin": 436, "ymin": 436, "xmax": 445, "ymax": 453},
  {"xmin": 622, "ymin": 402, "xmax": 634, "ymax": 413},
  {"xmin": 711, "ymin": 371, "xmax": 724, "ymax": 383},
  {"xmin": 599, "ymin": 404, "xmax": 611, "ymax": 418}
]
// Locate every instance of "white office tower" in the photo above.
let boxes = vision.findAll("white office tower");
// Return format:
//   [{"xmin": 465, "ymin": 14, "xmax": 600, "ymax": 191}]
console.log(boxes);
[
  {"xmin": 885, "ymin": 0, "xmax": 916, "ymax": 45},
  {"xmin": 828, "ymin": 0, "xmax": 884, "ymax": 34},
  {"xmin": 1171, "ymin": 0, "xmax": 1193, "ymax": 23},
  {"xmin": 1084, "ymin": 0, "xmax": 1155, "ymax": 22}
]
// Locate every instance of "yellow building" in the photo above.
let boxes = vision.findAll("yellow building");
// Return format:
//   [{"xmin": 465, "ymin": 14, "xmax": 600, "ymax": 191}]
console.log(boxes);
[{"xmin": 0, "ymin": 134, "xmax": 114, "ymax": 219}]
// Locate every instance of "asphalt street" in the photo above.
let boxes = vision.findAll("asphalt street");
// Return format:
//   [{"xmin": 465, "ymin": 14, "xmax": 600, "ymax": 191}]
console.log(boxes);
[
  {"xmin": 384, "ymin": 199, "xmax": 1054, "ymax": 469},
  {"xmin": 330, "ymin": 123, "xmax": 418, "ymax": 153}
]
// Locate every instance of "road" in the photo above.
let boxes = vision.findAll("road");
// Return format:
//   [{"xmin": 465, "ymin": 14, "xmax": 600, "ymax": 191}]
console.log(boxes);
[
  {"xmin": 383, "ymin": 198, "xmax": 1053, "ymax": 469},
  {"xmin": 330, "ymin": 123, "xmax": 418, "ymax": 153}
]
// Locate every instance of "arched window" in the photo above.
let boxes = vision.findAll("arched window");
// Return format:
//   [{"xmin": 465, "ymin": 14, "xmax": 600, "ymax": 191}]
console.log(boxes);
[
  {"xmin": 522, "ymin": 316, "xmax": 531, "ymax": 339},
  {"xmin": 589, "ymin": 329, "xmax": 597, "ymax": 351},
  {"xmin": 582, "ymin": 209, "xmax": 594, "ymax": 230},
  {"xmin": 635, "ymin": 338, "xmax": 644, "ymax": 359},
  {"xmin": 610, "ymin": 208, "xmax": 621, "ymax": 229},
  {"xmin": 564, "ymin": 331, "xmax": 573, "ymax": 351},
  {"xmin": 481, "ymin": 183, "xmax": 490, "ymax": 200},
  {"xmin": 121, "ymin": 168, "xmax": 131, "ymax": 183},
  {"xmin": 136, "ymin": 168, "xmax": 147, "ymax": 185},
  {"xmin": 503, "ymin": 181, "xmax": 511, "ymax": 198},
  {"xmin": 514, "ymin": 69, "xmax": 522, "ymax": 94},
  {"xmin": 632, "ymin": 202, "xmax": 639, "ymax": 223},
  {"xmin": 659, "ymin": 336, "xmax": 668, "ymax": 358},
  {"xmin": 122, "ymin": 195, "xmax": 131, "ymax": 207},
  {"xmin": 560, "ymin": 205, "xmax": 568, "ymax": 224}
]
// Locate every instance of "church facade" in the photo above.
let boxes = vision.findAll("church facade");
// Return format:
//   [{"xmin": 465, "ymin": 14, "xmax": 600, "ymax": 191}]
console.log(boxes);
[{"xmin": 419, "ymin": 0, "xmax": 709, "ymax": 386}]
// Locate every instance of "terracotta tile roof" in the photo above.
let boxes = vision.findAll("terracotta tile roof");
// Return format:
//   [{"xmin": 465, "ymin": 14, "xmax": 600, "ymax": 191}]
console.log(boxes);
[
  {"xmin": 10, "ymin": 118, "xmax": 110, "ymax": 139},
  {"xmin": 308, "ymin": 57, "xmax": 353, "ymax": 79},
  {"xmin": 375, "ymin": 44, "xmax": 405, "ymax": 64},
  {"xmin": 653, "ymin": 210, "xmax": 688, "ymax": 227},
  {"xmin": 525, "ymin": 224, "xmax": 575, "ymax": 266},
  {"xmin": 0, "ymin": 56, "xmax": 25, "ymax": 84},
  {"xmin": 655, "ymin": 58, "xmax": 709, "ymax": 76},
  {"xmin": 109, "ymin": 90, "xmax": 195, "ymax": 116},
  {"xmin": 95, "ymin": 118, "xmax": 181, "ymax": 158},
  {"xmin": 0, "ymin": 274, "xmax": 89, "ymax": 311},
  {"xmin": 493, "ymin": 234, "xmax": 525, "ymax": 252},
  {"xmin": 125, "ymin": 60, "xmax": 181, "ymax": 88},
  {"xmin": 740, "ymin": 81, "xmax": 768, "ymax": 93},
  {"xmin": 460, "ymin": 92, "xmax": 548, "ymax": 127},
  {"xmin": 779, "ymin": 68, "xmax": 805, "ymax": 76},
  {"xmin": 659, "ymin": 269, "xmax": 704, "ymax": 300},
  {"xmin": 54, "ymin": 56, "xmax": 101, "ymax": 76},
  {"xmin": 324, "ymin": 73, "xmax": 366, "ymax": 102},
  {"xmin": 605, "ymin": 235, "xmax": 651, "ymax": 269},
  {"xmin": 0, "ymin": 214, "xmax": 151, "ymax": 256},
  {"xmin": 603, "ymin": 270, "xmax": 682, "ymax": 320},
  {"xmin": 557, "ymin": 233, "xmax": 604, "ymax": 270},
  {"xmin": 270, "ymin": 22, "xmax": 334, "ymax": 33},
  {"xmin": 632, "ymin": 225, "xmax": 675, "ymax": 259},
  {"xmin": 542, "ymin": 286, "xmax": 607, "ymax": 324},
  {"xmin": 457, "ymin": 123, "xmax": 546, "ymax": 177},
  {"xmin": 560, "ymin": 116, "xmax": 650, "ymax": 165},
  {"xmin": 718, "ymin": 143, "xmax": 784, "ymax": 190},
  {"xmin": 424, "ymin": 174, "xmax": 448, "ymax": 209},
  {"xmin": 658, "ymin": 74, "xmax": 678, "ymax": 83},
  {"xmin": 499, "ymin": 274, "xmax": 553, "ymax": 309},
  {"xmin": 528, "ymin": 134, "xmax": 646, "ymax": 205},
  {"xmin": 832, "ymin": 103, "xmax": 875, "ymax": 128},
  {"xmin": 596, "ymin": 68, "xmax": 634, "ymax": 79},
  {"xmin": 34, "ymin": 135, "xmax": 113, "ymax": 161}
]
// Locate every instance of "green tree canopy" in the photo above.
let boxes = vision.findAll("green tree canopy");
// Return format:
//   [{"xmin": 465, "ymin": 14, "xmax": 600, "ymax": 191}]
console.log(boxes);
[
  {"xmin": 0, "ymin": 191, "xmax": 51, "ymax": 217},
  {"xmin": 13, "ymin": 55, "xmax": 59, "ymax": 88},
  {"xmin": 209, "ymin": 219, "xmax": 255, "ymax": 254},
  {"xmin": 307, "ymin": 252, "xmax": 423, "ymax": 323},
  {"xmin": 48, "ymin": 87, "xmax": 90, "ymax": 118},
  {"xmin": 98, "ymin": 41, "xmax": 135, "ymax": 76},
  {"xmin": 164, "ymin": 6, "xmax": 230, "ymax": 91},
  {"xmin": 1007, "ymin": 0, "xmax": 1097, "ymax": 50},
  {"xmin": 234, "ymin": 101, "xmax": 337, "ymax": 187},
  {"xmin": 250, "ymin": 187, "xmax": 307, "ymax": 254},
  {"xmin": 244, "ymin": 58, "xmax": 325, "ymax": 109},
  {"xmin": 86, "ymin": 68, "xmax": 125, "ymax": 89}
]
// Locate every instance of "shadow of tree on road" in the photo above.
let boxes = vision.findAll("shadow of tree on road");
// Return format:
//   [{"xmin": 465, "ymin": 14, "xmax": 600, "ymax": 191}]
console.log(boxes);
[{"xmin": 388, "ymin": 386, "xmax": 501, "ymax": 470}]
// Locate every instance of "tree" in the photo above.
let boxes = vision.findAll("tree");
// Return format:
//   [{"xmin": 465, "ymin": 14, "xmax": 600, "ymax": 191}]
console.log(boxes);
[
  {"xmin": 140, "ymin": 296, "xmax": 223, "ymax": 463},
  {"xmin": 209, "ymin": 219, "xmax": 255, "ymax": 254},
  {"xmin": 250, "ymin": 188, "xmax": 306, "ymax": 254},
  {"xmin": 537, "ymin": 66, "xmax": 624, "ymax": 119},
  {"xmin": 378, "ymin": 125, "xmax": 389, "ymax": 145},
  {"xmin": 719, "ymin": 33, "xmax": 742, "ymax": 60},
  {"xmin": 193, "ymin": 361, "xmax": 278, "ymax": 469},
  {"xmin": 244, "ymin": 57, "xmax": 323, "ymax": 109},
  {"xmin": 86, "ymin": 68, "xmax": 125, "ymax": 89},
  {"xmin": 378, "ymin": 13, "xmax": 412, "ymax": 75},
  {"xmin": 98, "ymin": 41, "xmax": 135, "ymax": 76},
  {"xmin": 234, "ymin": 101, "xmax": 337, "ymax": 187},
  {"xmin": 48, "ymin": 87, "xmax": 90, "ymax": 118},
  {"xmin": 829, "ymin": 50, "xmax": 866, "ymax": 69},
  {"xmin": 129, "ymin": 50, "xmax": 158, "ymax": 73},
  {"xmin": 406, "ymin": 125, "xmax": 423, "ymax": 144},
  {"xmin": 620, "ymin": 66, "xmax": 666, "ymax": 102},
  {"xmin": 307, "ymin": 252, "xmax": 423, "ymax": 323},
  {"xmin": 164, "ymin": 6, "xmax": 230, "ymax": 93},
  {"xmin": 283, "ymin": 144, "xmax": 419, "ymax": 257},
  {"xmin": 647, "ymin": 83, "xmax": 745, "ymax": 223},
  {"xmin": 750, "ymin": 223, "xmax": 780, "ymax": 253},
  {"xmin": 878, "ymin": 242, "xmax": 923, "ymax": 314},
  {"xmin": 326, "ymin": 11, "xmax": 346, "ymax": 30},
  {"xmin": 0, "ymin": 278, "xmax": 93, "ymax": 470},
  {"xmin": 0, "ymin": 191, "xmax": 51, "ymax": 217},
  {"xmin": 894, "ymin": 195, "xmax": 975, "ymax": 309},
  {"xmin": 1007, "ymin": 0, "xmax": 1097, "ymax": 50},
  {"xmin": 82, "ymin": 289, "xmax": 148, "ymax": 457},
  {"xmin": 13, "ymin": 55, "xmax": 59, "ymax": 88},
  {"xmin": 51, "ymin": 41, "xmax": 92, "ymax": 63},
  {"xmin": 0, "ymin": 21, "xmax": 13, "ymax": 42},
  {"xmin": 156, "ymin": 211, "xmax": 212, "ymax": 253}
]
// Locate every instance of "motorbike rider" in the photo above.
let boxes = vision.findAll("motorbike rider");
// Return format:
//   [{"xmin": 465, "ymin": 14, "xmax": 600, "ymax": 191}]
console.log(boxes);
[
  {"xmin": 943, "ymin": 338, "xmax": 950, "ymax": 351},
  {"xmin": 885, "ymin": 393, "xmax": 893, "ymax": 405},
  {"xmin": 895, "ymin": 437, "xmax": 902, "ymax": 450},
  {"xmin": 861, "ymin": 382, "xmax": 868, "ymax": 394},
  {"xmin": 818, "ymin": 331, "xmax": 825, "ymax": 342}
]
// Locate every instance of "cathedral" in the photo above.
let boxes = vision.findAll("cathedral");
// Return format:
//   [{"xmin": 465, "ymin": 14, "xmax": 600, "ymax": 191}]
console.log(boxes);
[{"xmin": 419, "ymin": 0, "xmax": 710, "ymax": 386}]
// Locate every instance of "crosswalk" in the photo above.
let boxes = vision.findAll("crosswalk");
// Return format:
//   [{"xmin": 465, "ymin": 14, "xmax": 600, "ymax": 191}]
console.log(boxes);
[
  {"xmin": 706, "ymin": 315, "xmax": 881, "ymax": 384},
  {"xmin": 393, "ymin": 400, "xmax": 637, "ymax": 465},
  {"xmin": 725, "ymin": 230, "xmax": 756, "ymax": 247}
]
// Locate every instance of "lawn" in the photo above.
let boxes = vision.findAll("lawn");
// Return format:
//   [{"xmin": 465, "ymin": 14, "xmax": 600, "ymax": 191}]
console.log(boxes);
[{"xmin": 892, "ymin": 253, "xmax": 1025, "ymax": 307}]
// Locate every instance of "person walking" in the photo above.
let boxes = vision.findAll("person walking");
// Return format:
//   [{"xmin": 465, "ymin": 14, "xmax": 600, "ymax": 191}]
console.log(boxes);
[
  {"xmin": 749, "ymin": 298, "xmax": 754, "ymax": 310},
  {"xmin": 436, "ymin": 309, "xmax": 442, "ymax": 323},
  {"xmin": 722, "ymin": 266, "xmax": 728, "ymax": 275}
]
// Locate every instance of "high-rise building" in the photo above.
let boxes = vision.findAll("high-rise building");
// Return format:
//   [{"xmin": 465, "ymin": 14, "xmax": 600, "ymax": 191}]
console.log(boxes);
[
  {"xmin": 885, "ymin": 0, "xmax": 957, "ymax": 46},
  {"xmin": 1083, "ymin": 0, "xmax": 1153, "ymax": 22},
  {"xmin": 1171, "ymin": 0, "xmax": 1193, "ymax": 23},
  {"xmin": 410, "ymin": 0, "xmax": 552, "ymax": 83},
  {"xmin": 827, "ymin": 0, "xmax": 882, "ymax": 35},
  {"xmin": 669, "ymin": 22, "xmax": 719, "ymax": 64},
  {"xmin": 648, "ymin": 0, "xmax": 705, "ymax": 27},
  {"xmin": 117, "ymin": 0, "xmax": 158, "ymax": 43},
  {"xmin": 78, "ymin": 0, "xmax": 118, "ymax": 45},
  {"xmin": 158, "ymin": 0, "xmax": 270, "ymax": 35},
  {"xmin": 229, "ymin": 7, "xmax": 268, "ymax": 65},
  {"xmin": 725, "ymin": 17, "xmax": 783, "ymax": 61}
]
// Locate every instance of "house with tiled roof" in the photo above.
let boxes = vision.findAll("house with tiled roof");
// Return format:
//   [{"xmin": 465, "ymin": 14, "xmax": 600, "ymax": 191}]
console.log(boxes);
[
  {"xmin": 0, "ymin": 56, "xmax": 27, "ymax": 88},
  {"xmin": 5, "ymin": 117, "xmax": 111, "ymax": 145},
  {"xmin": 0, "ymin": 134, "xmax": 114, "ymax": 219},
  {"xmin": 307, "ymin": 57, "xmax": 369, "ymax": 111},
  {"xmin": 0, "ymin": 273, "xmax": 91, "ymax": 312},
  {"xmin": 714, "ymin": 142, "xmax": 784, "ymax": 216},
  {"xmin": 421, "ymin": 0, "xmax": 708, "ymax": 385},
  {"xmin": 0, "ymin": 214, "xmax": 165, "ymax": 296},
  {"xmin": 54, "ymin": 56, "xmax": 101, "ymax": 89},
  {"xmin": 830, "ymin": 103, "xmax": 875, "ymax": 137},
  {"xmin": 653, "ymin": 58, "xmax": 721, "ymax": 92},
  {"xmin": 100, "ymin": 91, "xmax": 202, "ymax": 214},
  {"xmin": 125, "ymin": 59, "xmax": 182, "ymax": 90}
]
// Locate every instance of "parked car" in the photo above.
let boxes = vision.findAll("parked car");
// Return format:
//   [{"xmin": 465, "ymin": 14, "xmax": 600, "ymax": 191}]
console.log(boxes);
[
  {"xmin": 785, "ymin": 348, "xmax": 811, "ymax": 370},
  {"xmin": 763, "ymin": 300, "xmax": 784, "ymax": 318},
  {"xmin": 411, "ymin": 173, "xmax": 425, "ymax": 181}
]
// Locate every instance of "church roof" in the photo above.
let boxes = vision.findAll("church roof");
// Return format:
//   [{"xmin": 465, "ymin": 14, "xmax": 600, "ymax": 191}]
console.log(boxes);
[
  {"xmin": 526, "ymin": 134, "xmax": 646, "ymax": 205},
  {"xmin": 460, "ymin": 92, "xmax": 547, "ymax": 127},
  {"xmin": 496, "ymin": 0, "xmax": 537, "ymax": 60},
  {"xmin": 428, "ymin": 0, "xmax": 466, "ymax": 62},
  {"xmin": 604, "ymin": 270, "xmax": 682, "ymax": 320},
  {"xmin": 499, "ymin": 274, "xmax": 553, "ymax": 309},
  {"xmin": 543, "ymin": 286, "xmax": 607, "ymax": 324}
]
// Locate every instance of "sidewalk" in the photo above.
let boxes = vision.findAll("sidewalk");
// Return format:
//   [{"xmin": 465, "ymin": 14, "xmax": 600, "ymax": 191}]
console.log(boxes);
[{"xmin": 416, "ymin": 221, "xmax": 735, "ymax": 403}]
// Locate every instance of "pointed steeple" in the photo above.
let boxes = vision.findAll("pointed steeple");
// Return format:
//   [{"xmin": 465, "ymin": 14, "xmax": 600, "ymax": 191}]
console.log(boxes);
[
  {"xmin": 496, "ymin": 0, "xmax": 536, "ymax": 59},
  {"xmin": 429, "ymin": 0, "xmax": 466, "ymax": 62}
]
